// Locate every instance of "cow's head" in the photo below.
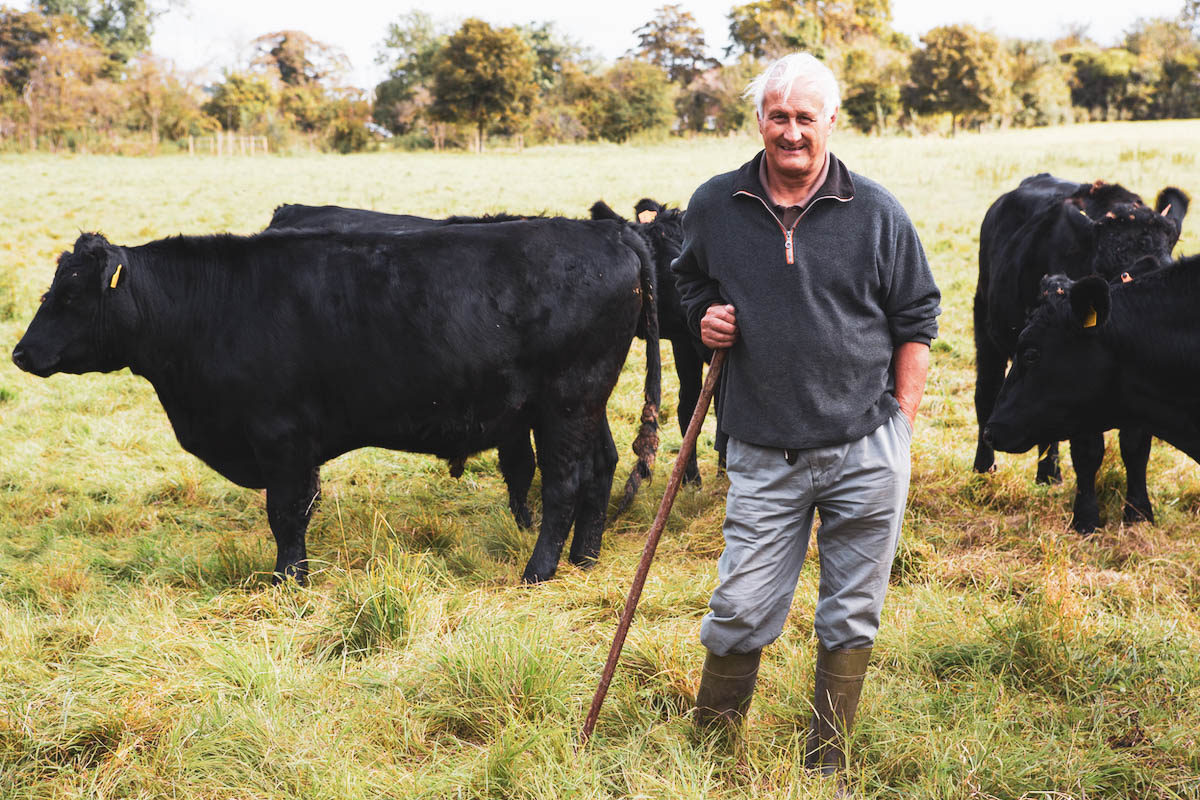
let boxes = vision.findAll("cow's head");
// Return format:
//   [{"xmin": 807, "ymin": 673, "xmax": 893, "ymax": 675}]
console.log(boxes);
[
  {"xmin": 1090, "ymin": 202, "xmax": 1179, "ymax": 280},
  {"xmin": 589, "ymin": 198, "xmax": 684, "ymax": 269},
  {"xmin": 12, "ymin": 233, "xmax": 129, "ymax": 377},
  {"xmin": 985, "ymin": 275, "xmax": 1118, "ymax": 453}
]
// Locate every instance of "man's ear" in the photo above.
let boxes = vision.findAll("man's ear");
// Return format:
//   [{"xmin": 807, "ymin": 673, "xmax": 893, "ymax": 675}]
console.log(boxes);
[
  {"xmin": 1069, "ymin": 275, "xmax": 1111, "ymax": 330},
  {"xmin": 829, "ymin": 106, "xmax": 838, "ymax": 128}
]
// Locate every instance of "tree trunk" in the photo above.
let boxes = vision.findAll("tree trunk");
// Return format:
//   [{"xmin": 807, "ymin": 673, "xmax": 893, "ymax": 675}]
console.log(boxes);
[{"xmin": 477, "ymin": 120, "xmax": 485, "ymax": 153}]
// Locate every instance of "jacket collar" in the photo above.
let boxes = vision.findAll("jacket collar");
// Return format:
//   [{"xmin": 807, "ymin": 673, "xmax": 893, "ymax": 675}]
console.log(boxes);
[{"xmin": 733, "ymin": 150, "xmax": 855, "ymax": 206}]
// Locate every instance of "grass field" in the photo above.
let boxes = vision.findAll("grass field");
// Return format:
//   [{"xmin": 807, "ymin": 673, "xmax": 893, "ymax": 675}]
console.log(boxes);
[{"xmin": 2, "ymin": 121, "xmax": 1200, "ymax": 799}]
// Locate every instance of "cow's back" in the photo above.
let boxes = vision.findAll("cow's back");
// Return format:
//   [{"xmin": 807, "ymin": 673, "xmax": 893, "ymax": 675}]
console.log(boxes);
[{"xmin": 139, "ymin": 221, "xmax": 644, "ymax": 468}]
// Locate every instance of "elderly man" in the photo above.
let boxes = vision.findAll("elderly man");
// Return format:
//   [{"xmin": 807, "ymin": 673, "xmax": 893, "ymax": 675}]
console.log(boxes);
[{"xmin": 672, "ymin": 53, "xmax": 940, "ymax": 778}]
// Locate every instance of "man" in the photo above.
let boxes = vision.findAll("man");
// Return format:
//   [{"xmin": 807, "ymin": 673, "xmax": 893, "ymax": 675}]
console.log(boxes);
[{"xmin": 671, "ymin": 53, "xmax": 940, "ymax": 780}]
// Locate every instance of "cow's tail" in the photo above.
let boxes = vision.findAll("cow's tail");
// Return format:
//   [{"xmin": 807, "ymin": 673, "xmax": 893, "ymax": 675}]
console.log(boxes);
[{"xmin": 614, "ymin": 225, "xmax": 661, "ymax": 518}]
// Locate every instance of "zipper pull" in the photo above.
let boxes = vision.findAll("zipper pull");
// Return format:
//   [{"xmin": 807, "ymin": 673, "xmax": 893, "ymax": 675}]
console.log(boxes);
[{"xmin": 784, "ymin": 229, "xmax": 794, "ymax": 264}]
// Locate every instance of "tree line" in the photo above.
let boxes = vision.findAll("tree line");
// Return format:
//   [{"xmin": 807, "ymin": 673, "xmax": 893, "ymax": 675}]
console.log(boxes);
[{"xmin": 2, "ymin": 0, "xmax": 1199, "ymax": 154}]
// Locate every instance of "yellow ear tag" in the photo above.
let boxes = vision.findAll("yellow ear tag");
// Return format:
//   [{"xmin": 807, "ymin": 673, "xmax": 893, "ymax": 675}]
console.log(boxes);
[
  {"xmin": 1083, "ymin": 307, "xmax": 1097, "ymax": 328},
  {"xmin": 109, "ymin": 263, "xmax": 123, "ymax": 289}
]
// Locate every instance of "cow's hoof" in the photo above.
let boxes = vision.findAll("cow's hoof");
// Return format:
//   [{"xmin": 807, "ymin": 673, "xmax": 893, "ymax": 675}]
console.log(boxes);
[
  {"xmin": 568, "ymin": 550, "xmax": 599, "ymax": 569},
  {"xmin": 972, "ymin": 453, "xmax": 995, "ymax": 473},
  {"xmin": 683, "ymin": 465, "xmax": 702, "ymax": 487},
  {"xmin": 521, "ymin": 562, "xmax": 556, "ymax": 584},
  {"xmin": 1122, "ymin": 501, "xmax": 1155, "ymax": 524},
  {"xmin": 1035, "ymin": 468, "xmax": 1062, "ymax": 485},
  {"xmin": 1071, "ymin": 510, "xmax": 1100, "ymax": 535},
  {"xmin": 512, "ymin": 504, "xmax": 534, "ymax": 530},
  {"xmin": 271, "ymin": 568, "xmax": 308, "ymax": 587}
]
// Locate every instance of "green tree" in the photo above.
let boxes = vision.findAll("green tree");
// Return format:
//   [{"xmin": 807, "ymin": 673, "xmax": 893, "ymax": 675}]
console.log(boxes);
[
  {"xmin": 124, "ymin": 54, "xmax": 210, "ymax": 145},
  {"xmin": 904, "ymin": 24, "xmax": 1012, "ymax": 134},
  {"xmin": 726, "ymin": 0, "xmax": 893, "ymax": 59},
  {"xmin": 22, "ymin": 25, "xmax": 111, "ymax": 148},
  {"xmin": 1183, "ymin": 0, "xmax": 1200, "ymax": 34},
  {"xmin": 202, "ymin": 71, "xmax": 277, "ymax": 132},
  {"xmin": 631, "ymin": 4, "xmax": 717, "ymax": 85},
  {"xmin": 596, "ymin": 58, "xmax": 675, "ymax": 141},
  {"xmin": 377, "ymin": 10, "xmax": 445, "ymax": 93},
  {"xmin": 677, "ymin": 54, "xmax": 760, "ymax": 133},
  {"xmin": 0, "ymin": 6, "xmax": 91, "ymax": 93},
  {"xmin": 35, "ymin": 0, "xmax": 159, "ymax": 68},
  {"xmin": 372, "ymin": 11, "xmax": 447, "ymax": 136},
  {"xmin": 1124, "ymin": 16, "xmax": 1200, "ymax": 119},
  {"xmin": 251, "ymin": 29, "xmax": 349, "ymax": 87},
  {"xmin": 1008, "ymin": 39, "xmax": 1073, "ymax": 126},
  {"xmin": 323, "ymin": 89, "xmax": 372, "ymax": 153},
  {"xmin": 517, "ymin": 20, "xmax": 591, "ymax": 92},
  {"xmin": 840, "ymin": 36, "xmax": 909, "ymax": 133},
  {"xmin": 429, "ymin": 18, "xmax": 537, "ymax": 152},
  {"xmin": 1066, "ymin": 47, "xmax": 1139, "ymax": 119},
  {"xmin": 515, "ymin": 24, "xmax": 597, "ymax": 145}
]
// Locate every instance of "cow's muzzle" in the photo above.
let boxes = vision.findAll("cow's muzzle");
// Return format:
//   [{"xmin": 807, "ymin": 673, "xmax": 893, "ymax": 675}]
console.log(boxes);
[{"xmin": 983, "ymin": 423, "xmax": 1035, "ymax": 454}]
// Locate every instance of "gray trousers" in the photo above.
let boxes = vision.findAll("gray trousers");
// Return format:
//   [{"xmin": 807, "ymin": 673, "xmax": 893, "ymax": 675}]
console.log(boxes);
[{"xmin": 700, "ymin": 408, "xmax": 912, "ymax": 656}]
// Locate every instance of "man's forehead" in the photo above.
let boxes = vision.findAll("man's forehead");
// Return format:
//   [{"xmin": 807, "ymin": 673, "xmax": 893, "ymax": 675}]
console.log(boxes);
[{"xmin": 762, "ymin": 81, "xmax": 823, "ymax": 113}]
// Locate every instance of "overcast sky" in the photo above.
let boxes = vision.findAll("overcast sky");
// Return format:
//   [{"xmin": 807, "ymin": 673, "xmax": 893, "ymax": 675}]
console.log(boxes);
[{"xmin": 54, "ymin": 0, "xmax": 1197, "ymax": 90}]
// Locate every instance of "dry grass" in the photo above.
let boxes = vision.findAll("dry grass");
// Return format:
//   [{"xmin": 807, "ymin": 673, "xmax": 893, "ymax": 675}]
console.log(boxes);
[{"xmin": 2, "ymin": 122, "xmax": 1200, "ymax": 798}]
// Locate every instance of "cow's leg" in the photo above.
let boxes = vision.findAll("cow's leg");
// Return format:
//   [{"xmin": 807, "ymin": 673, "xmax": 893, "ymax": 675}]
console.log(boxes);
[
  {"xmin": 523, "ymin": 412, "xmax": 589, "ymax": 583},
  {"xmin": 568, "ymin": 418, "xmax": 618, "ymax": 568},
  {"xmin": 1068, "ymin": 434, "xmax": 1103, "ymax": 534},
  {"xmin": 672, "ymin": 337, "xmax": 703, "ymax": 486},
  {"xmin": 265, "ymin": 466, "xmax": 321, "ymax": 583},
  {"xmin": 973, "ymin": 297, "xmax": 1005, "ymax": 474},
  {"xmin": 498, "ymin": 432, "xmax": 536, "ymax": 529},
  {"xmin": 1119, "ymin": 426, "xmax": 1154, "ymax": 524},
  {"xmin": 1035, "ymin": 441, "xmax": 1062, "ymax": 485}
]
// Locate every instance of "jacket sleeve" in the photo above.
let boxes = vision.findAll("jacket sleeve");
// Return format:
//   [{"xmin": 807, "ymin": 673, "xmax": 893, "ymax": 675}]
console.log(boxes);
[
  {"xmin": 671, "ymin": 196, "xmax": 726, "ymax": 339},
  {"xmin": 885, "ymin": 210, "xmax": 941, "ymax": 346}
]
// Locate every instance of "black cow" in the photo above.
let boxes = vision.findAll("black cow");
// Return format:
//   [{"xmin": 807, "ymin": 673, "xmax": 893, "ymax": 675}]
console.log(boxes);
[
  {"xmin": 267, "ymin": 201, "xmax": 691, "ymax": 509},
  {"xmin": 266, "ymin": 204, "xmax": 542, "ymax": 527},
  {"xmin": 11, "ymin": 222, "xmax": 661, "ymax": 584},
  {"xmin": 589, "ymin": 198, "xmax": 727, "ymax": 487},
  {"xmin": 268, "ymin": 203, "xmax": 531, "ymax": 231},
  {"xmin": 985, "ymin": 260, "xmax": 1200, "ymax": 467},
  {"xmin": 974, "ymin": 174, "xmax": 1188, "ymax": 532}
]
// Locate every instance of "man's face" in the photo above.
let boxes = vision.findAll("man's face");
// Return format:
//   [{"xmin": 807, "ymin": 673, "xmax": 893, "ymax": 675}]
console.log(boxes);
[{"xmin": 757, "ymin": 81, "xmax": 836, "ymax": 183}]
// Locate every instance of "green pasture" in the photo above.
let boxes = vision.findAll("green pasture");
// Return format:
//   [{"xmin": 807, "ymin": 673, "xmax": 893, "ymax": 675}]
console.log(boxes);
[{"xmin": 2, "ymin": 122, "xmax": 1200, "ymax": 799}]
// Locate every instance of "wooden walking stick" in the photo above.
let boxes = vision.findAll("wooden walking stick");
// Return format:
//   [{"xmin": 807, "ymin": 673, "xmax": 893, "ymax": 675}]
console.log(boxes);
[{"xmin": 580, "ymin": 348, "xmax": 727, "ymax": 745}]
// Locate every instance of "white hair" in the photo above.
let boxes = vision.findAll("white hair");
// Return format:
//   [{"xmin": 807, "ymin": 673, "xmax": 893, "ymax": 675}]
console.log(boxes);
[{"xmin": 745, "ymin": 53, "xmax": 840, "ymax": 121}]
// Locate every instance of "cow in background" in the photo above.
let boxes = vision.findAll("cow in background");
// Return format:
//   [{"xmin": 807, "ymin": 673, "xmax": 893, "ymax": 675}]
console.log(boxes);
[
  {"xmin": 974, "ymin": 173, "xmax": 1187, "ymax": 532},
  {"xmin": 12, "ymin": 222, "xmax": 661, "ymax": 584},
  {"xmin": 590, "ymin": 198, "xmax": 728, "ymax": 488},
  {"xmin": 986, "ymin": 260, "xmax": 1200, "ymax": 466}
]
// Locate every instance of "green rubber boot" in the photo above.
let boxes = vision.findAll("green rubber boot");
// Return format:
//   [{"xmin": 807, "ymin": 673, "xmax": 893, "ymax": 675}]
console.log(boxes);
[
  {"xmin": 693, "ymin": 648, "xmax": 762, "ymax": 728},
  {"xmin": 804, "ymin": 643, "xmax": 872, "ymax": 776}
]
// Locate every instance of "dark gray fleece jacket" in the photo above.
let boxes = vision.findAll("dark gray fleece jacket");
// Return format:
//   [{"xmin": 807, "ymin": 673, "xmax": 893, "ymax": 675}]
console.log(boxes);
[{"xmin": 671, "ymin": 150, "xmax": 941, "ymax": 449}]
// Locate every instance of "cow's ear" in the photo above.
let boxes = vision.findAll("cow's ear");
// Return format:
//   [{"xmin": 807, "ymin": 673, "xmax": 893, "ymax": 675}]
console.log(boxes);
[
  {"xmin": 589, "ymin": 200, "xmax": 626, "ymax": 223},
  {"xmin": 1062, "ymin": 199, "xmax": 1096, "ymax": 235},
  {"xmin": 1069, "ymin": 276, "xmax": 1110, "ymax": 330}
]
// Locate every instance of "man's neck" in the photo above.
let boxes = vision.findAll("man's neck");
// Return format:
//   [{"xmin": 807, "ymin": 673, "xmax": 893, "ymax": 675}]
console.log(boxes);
[{"xmin": 760, "ymin": 153, "xmax": 829, "ymax": 208}]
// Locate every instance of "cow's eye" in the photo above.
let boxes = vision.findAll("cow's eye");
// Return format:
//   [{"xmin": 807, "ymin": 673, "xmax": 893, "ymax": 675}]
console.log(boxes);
[
  {"xmin": 39, "ymin": 293, "xmax": 47, "ymax": 304},
  {"xmin": 1021, "ymin": 348, "xmax": 1040, "ymax": 367}
]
